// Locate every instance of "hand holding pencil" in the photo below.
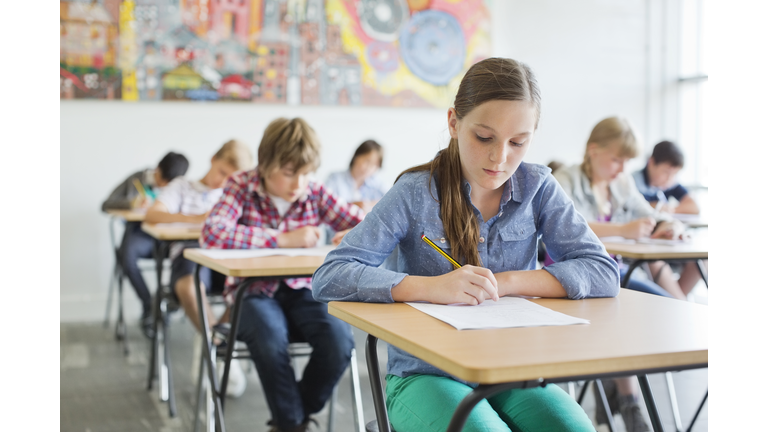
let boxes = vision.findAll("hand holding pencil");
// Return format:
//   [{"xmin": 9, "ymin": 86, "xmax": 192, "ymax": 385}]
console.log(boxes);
[{"xmin": 421, "ymin": 234, "xmax": 499, "ymax": 304}]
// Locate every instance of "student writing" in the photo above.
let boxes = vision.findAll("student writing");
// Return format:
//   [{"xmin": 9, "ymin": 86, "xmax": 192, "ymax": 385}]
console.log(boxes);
[
  {"xmin": 553, "ymin": 117, "xmax": 702, "ymax": 431},
  {"xmin": 313, "ymin": 58, "xmax": 618, "ymax": 432},
  {"xmin": 145, "ymin": 140, "xmax": 252, "ymax": 337},
  {"xmin": 101, "ymin": 151, "xmax": 189, "ymax": 338},
  {"xmin": 632, "ymin": 140, "xmax": 700, "ymax": 214},
  {"xmin": 324, "ymin": 139, "xmax": 389, "ymax": 213},
  {"xmin": 200, "ymin": 118, "xmax": 365, "ymax": 432}
]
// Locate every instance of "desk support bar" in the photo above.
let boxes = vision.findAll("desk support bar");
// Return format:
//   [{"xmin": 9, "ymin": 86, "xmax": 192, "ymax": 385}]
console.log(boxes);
[
  {"xmin": 621, "ymin": 259, "xmax": 645, "ymax": 288},
  {"xmin": 195, "ymin": 264, "xmax": 226, "ymax": 432},
  {"xmin": 366, "ymin": 335, "xmax": 391, "ymax": 432},
  {"xmin": 696, "ymin": 260, "xmax": 708, "ymax": 288},
  {"xmin": 638, "ymin": 374, "xmax": 664, "ymax": 432},
  {"xmin": 446, "ymin": 380, "xmax": 545, "ymax": 432}
]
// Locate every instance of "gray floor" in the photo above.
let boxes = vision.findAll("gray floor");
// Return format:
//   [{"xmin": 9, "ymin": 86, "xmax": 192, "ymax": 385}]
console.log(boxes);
[{"xmin": 61, "ymin": 314, "xmax": 707, "ymax": 432}]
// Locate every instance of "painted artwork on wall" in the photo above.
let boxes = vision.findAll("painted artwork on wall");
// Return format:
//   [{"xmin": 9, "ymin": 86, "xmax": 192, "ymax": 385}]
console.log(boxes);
[{"xmin": 60, "ymin": 0, "xmax": 491, "ymax": 107}]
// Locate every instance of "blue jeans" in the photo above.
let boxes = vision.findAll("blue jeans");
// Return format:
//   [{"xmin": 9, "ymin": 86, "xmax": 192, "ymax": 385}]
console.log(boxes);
[
  {"xmin": 620, "ymin": 267, "xmax": 673, "ymax": 298},
  {"xmin": 236, "ymin": 284, "xmax": 354, "ymax": 430},
  {"xmin": 120, "ymin": 222, "xmax": 155, "ymax": 313}
]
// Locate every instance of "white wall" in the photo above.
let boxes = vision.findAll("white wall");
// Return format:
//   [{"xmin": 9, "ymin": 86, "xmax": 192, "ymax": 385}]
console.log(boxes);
[{"xmin": 62, "ymin": 0, "xmax": 668, "ymax": 322}]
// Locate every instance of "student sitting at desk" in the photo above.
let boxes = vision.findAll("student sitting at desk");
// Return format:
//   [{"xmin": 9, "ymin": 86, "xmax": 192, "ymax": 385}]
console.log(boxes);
[
  {"xmin": 201, "ymin": 118, "xmax": 365, "ymax": 432},
  {"xmin": 101, "ymin": 151, "xmax": 189, "ymax": 338},
  {"xmin": 553, "ymin": 116, "xmax": 702, "ymax": 432},
  {"xmin": 324, "ymin": 139, "xmax": 389, "ymax": 213},
  {"xmin": 313, "ymin": 58, "xmax": 618, "ymax": 432},
  {"xmin": 145, "ymin": 140, "xmax": 252, "ymax": 336},
  {"xmin": 632, "ymin": 140, "xmax": 700, "ymax": 214}
]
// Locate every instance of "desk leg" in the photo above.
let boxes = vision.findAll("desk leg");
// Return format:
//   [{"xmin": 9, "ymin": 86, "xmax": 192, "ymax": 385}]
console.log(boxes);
[
  {"xmin": 622, "ymin": 260, "xmax": 645, "ymax": 288},
  {"xmin": 147, "ymin": 240, "xmax": 164, "ymax": 391},
  {"xmin": 638, "ymin": 374, "xmax": 665, "ymax": 432},
  {"xmin": 696, "ymin": 260, "xmax": 708, "ymax": 288},
  {"xmin": 686, "ymin": 391, "xmax": 707, "ymax": 432},
  {"xmin": 195, "ymin": 264, "xmax": 226, "ymax": 432},
  {"xmin": 365, "ymin": 335, "xmax": 391, "ymax": 432}
]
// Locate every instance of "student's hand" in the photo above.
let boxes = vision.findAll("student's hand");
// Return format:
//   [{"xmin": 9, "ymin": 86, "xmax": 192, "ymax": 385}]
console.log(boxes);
[
  {"xmin": 621, "ymin": 217, "xmax": 656, "ymax": 239},
  {"xmin": 651, "ymin": 201, "xmax": 672, "ymax": 213},
  {"xmin": 277, "ymin": 226, "xmax": 321, "ymax": 248},
  {"xmin": 131, "ymin": 195, "xmax": 150, "ymax": 209},
  {"xmin": 331, "ymin": 229, "xmax": 353, "ymax": 246},
  {"xmin": 430, "ymin": 265, "xmax": 499, "ymax": 305},
  {"xmin": 651, "ymin": 220, "xmax": 686, "ymax": 240},
  {"xmin": 137, "ymin": 197, "xmax": 152, "ymax": 209}
]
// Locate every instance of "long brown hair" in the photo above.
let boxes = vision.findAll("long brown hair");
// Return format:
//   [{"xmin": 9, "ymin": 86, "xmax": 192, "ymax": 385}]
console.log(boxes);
[{"xmin": 396, "ymin": 58, "xmax": 541, "ymax": 266}]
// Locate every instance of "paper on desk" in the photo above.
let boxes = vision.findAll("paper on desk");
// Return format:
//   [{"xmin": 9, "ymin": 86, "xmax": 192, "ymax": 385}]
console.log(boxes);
[
  {"xmin": 637, "ymin": 238, "xmax": 689, "ymax": 245},
  {"xmin": 599, "ymin": 236, "xmax": 636, "ymax": 244},
  {"xmin": 196, "ymin": 245, "xmax": 334, "ymax": 259},
  {"xmin": 406, "ymin": 297, "xmax": 589, "ymax": 330},
  {"xmin": 600, "ymin": 236, "xmax": 688, "ymax": 246}
]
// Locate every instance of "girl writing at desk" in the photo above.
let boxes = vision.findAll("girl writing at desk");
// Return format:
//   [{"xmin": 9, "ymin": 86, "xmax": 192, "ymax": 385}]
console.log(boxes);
[
  {"xmin": 313, "ymin": 58, "xmax": 619, "ymax": 432},
  {"xmin": 553, "ymin": 116, "xmax": 703, "ymax": 431}
]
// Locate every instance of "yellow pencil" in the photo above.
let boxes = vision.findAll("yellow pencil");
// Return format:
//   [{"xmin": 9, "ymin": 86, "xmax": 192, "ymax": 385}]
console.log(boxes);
[
  {"xmin": 132, "ymin": 178, "xmax": 147, "ymax": 198},
  {"xmin": 421, "ymin": 234, "xmax": 461, "ymax": 269}
]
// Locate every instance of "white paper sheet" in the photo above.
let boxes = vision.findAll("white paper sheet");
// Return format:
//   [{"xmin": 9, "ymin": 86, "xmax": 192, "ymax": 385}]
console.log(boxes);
[
  {"xmin": 406, "ymin": 297, "xmax": 590, "ymax": 330},
  {"xmin": 600, "ymin": 236, "xmax": 689, "ymax": 246},
  {"xmin": 637, "ymin": 238, "xmax": 689, "ymax": 245},
  {"xmin": 599, "ymin": 236, "xmax": 636, "ymax": 244},
  {"xmin": 196, "ymin": 245, "xmax": 334, "ymax": 260}
]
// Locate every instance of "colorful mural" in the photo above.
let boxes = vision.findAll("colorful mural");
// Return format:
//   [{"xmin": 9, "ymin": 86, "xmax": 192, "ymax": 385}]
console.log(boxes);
[{"xmin": 60, "ymin": 0, "xmax": 491, "ymax": 107}]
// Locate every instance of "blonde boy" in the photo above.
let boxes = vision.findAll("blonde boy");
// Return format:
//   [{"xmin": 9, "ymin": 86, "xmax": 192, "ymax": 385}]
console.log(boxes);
[
  {"xmin": 145, "ymin": 139, "xmax": 253, "ymax": 332},
  {"xmin": 201, "ymin": 118, "xmax": 364, "ymax": 432}
]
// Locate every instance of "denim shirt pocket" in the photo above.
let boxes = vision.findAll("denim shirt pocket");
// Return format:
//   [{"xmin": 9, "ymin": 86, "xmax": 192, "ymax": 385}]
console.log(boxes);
[
  {"xmin": 499, "ymin": 222, "xmax": 538, "ymax": 270},
  {"xmin": 421, "ymin": 230, "xmax": 456, "ymax": 274}
]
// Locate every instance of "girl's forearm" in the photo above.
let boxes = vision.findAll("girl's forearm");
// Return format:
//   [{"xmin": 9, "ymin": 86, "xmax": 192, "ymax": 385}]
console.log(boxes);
[{"xmin": 496, "ymin": 269, "xmax": 567, "ymax": 298}]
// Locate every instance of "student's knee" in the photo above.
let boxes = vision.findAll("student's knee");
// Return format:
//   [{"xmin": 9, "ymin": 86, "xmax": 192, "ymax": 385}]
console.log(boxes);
[
  {"xmin": 489, "ymin": 384, "xmax": 593, "ymax": 432},
  {"xmin": 315, "ymin": 320, "xmax": 354, "ymax": 365},
  {"xmin": 386, "ymin": 374, "xmax": 509, "ymax": 432}
]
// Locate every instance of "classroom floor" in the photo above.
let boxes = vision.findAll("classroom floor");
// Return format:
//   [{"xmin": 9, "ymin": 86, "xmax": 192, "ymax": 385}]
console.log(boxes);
[{"xmin": 61, "ymin": 287, "xmax": 708, "ymax": 432}]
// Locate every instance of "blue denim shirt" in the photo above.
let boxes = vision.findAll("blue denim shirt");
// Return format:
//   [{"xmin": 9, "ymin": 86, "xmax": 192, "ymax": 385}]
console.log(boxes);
[{"xmin": 312, "ymin": 162, "xmax": 620, "ymax": 385}]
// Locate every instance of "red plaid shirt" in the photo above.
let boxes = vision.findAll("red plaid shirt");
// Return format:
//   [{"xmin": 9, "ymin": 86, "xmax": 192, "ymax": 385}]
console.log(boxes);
[{"xmin": 200, "ymin": 168, "xmax": 364, "ymax": 303}]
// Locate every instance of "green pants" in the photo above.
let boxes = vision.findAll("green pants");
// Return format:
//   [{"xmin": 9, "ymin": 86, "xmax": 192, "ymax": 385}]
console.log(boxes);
[{"xmin": 385, "ymin": 374, "xmax": 594, "ymax": 432}]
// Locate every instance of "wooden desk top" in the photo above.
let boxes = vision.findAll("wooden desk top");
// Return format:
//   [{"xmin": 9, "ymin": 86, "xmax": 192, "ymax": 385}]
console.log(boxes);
[
  {"xmin": 329, "ymin": 289, "xmax": 707, "ymax": 384},
  {"xmin": 105, "ymin": 209, "xmax": 147, "ymax": 222},
  {"xmin": 183, "ymin": 247, "xmax": 330, "ymax": 278},
  {"xmin": 602, "ymin": 235, "xmax": 708, "ymax": 260},
  {"xmin": 141, "ymin": 222, "xmax": 202, "ymax": 241}
]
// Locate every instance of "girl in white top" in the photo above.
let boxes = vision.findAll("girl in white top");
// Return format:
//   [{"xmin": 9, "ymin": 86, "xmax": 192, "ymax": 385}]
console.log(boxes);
[
  {"xmin": 553, "ymin": 117, "xmax": 702, "ymax": 432},
  {"xmin": 324, "ymin": 140, "xmax": 388, "ymax": 213}
]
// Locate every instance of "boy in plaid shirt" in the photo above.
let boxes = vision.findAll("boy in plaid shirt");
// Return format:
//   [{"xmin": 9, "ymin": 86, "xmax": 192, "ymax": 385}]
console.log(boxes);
[{"xmin": 201, "ymin": 118, "xmax": 364, "ymax": 432}]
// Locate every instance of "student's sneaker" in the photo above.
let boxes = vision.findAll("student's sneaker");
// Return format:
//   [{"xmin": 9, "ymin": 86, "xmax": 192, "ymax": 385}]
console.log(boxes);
[
  {"xmin": 618, "ymin": 394, "xmax": 650, "ymax": 432},
  {"xmin": 217, "ymin": 358, "xmax": 247, "ymax": 398},
  {"xmin": 140, "ymin": 310, "xmax": 155, "ymax": 339}
]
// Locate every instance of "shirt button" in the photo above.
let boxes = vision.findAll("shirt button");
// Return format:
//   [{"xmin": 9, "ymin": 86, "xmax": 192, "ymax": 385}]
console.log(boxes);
[
  {"xmin": 440, "ymin": 237, "xmax": 446, "ymax": 243},
  {"xmin": 479, "ymin": 237, "xmax": 485, "ymax": 243}
]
